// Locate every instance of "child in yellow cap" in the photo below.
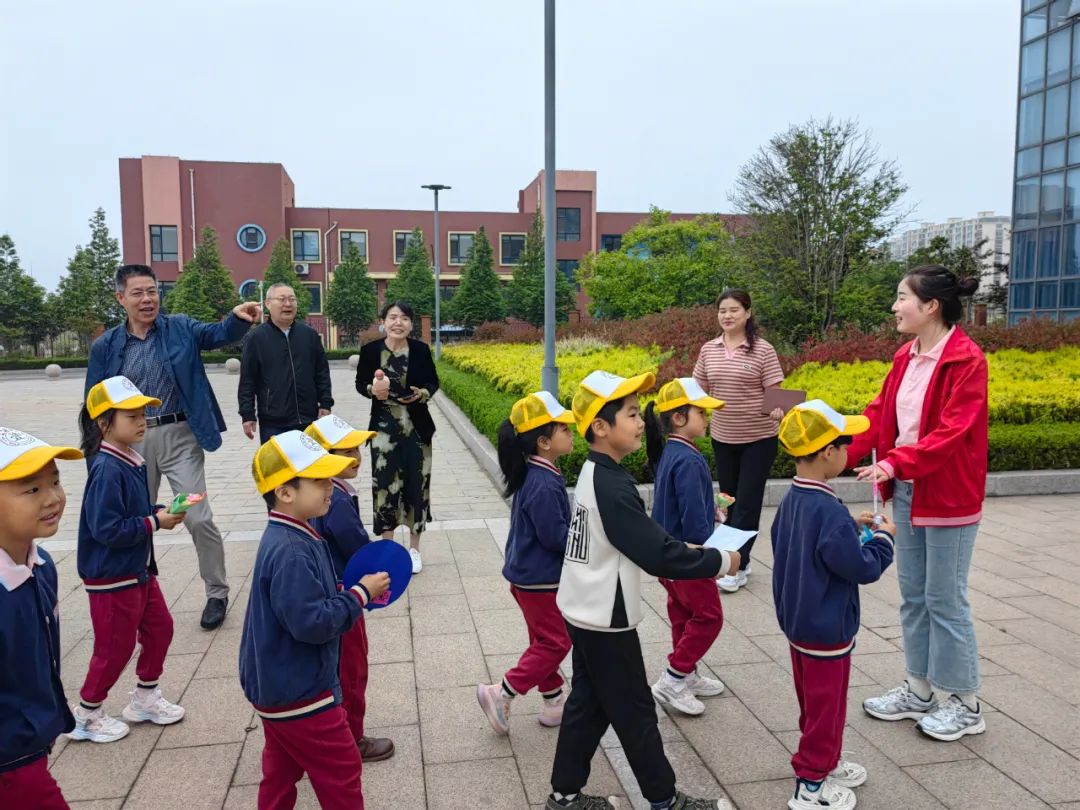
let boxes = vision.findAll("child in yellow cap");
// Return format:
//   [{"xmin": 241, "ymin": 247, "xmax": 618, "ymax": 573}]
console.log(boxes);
[
  {"xmin": 305, "ymin": 415, "xmax": 394, "ymax": 763},
  {"xmin": 240, "ymin": 430, "xmax": 389, "ymax": 808},
  {"xmin": 69, "ymin": 376, "xmax": 188, "ymax": 745},
  {"xmin": 643, "ymin": 378, "xmax": 740, "ymax": 718},
  {"xmin": 548, "ymin": 371, "xmax": 729, "ymax": 810},
  {"xmin": 476, "ymin": 391, "xmax": 576, "ymax": 737},
  {"xmin": 772, "ymin": 400, "xmax": 896, "ymax": 810},
  {"xmin": 0, "ymin": 428, "xmax": 82, "ymax": 807}
]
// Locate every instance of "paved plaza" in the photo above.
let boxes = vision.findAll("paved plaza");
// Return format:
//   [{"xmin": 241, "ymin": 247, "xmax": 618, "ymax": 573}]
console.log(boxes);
[{"xmin": 3, "ymin": 366, "xmax": 1080, "ymax": 809}]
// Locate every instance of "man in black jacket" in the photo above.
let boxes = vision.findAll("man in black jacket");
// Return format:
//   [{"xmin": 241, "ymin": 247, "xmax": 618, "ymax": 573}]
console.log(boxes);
[{"xmin": 239, "ymin": 283, "xmax": 334, "ymax": 443}]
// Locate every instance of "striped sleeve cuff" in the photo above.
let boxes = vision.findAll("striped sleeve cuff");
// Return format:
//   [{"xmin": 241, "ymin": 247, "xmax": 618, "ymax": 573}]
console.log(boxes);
[
  {"xmin": 871, "ymin": 529, "xmax": 894, "ymax": 547},
  {"xmin": 145, "ymin": 516, "xmax": 158, "ymax": 534},
  {"xmin": 876, "ymin": 460, "xmax": 896, "ymax": 480},
  {"xmin": 349, "ymin": 583, "xmax": 370, "ymax": 607}
]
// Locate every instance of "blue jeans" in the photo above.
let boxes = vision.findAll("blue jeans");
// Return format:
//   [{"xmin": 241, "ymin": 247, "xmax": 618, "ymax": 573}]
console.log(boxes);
[{"xmin": 892, "ymin": 481, "xmax": 981, "ymax": 694}]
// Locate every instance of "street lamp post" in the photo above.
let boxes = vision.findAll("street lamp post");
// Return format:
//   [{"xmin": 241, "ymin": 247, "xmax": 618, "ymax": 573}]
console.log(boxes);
[
  {"xmin": 541, "ymin": 0, "xmax": 558, "ymax": 396},
  {"xmin": 421, "ymin": 184, "xmax": 451, "ymax": 360}
]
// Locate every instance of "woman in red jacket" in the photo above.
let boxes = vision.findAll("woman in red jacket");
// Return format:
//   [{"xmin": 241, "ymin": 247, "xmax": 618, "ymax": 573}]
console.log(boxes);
[{"xmin": 848, "ymin": 265, "xmax": 988, "ymax": 743}]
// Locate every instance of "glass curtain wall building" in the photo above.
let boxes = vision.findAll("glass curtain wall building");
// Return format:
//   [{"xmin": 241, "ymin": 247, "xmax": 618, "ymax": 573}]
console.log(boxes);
[{"xmin": 1012, "ymin": 0, "xmax": 1080, "ymax": 322}]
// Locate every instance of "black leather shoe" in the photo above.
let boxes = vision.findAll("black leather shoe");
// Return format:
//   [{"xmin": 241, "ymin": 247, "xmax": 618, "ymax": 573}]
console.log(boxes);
[
  {"xmin": 200, "ymin": 597, "xmax": 228, "ymax": 630},
  {"xmin": 358, "ymin": 735, "xmax": 395, "ymax": 762}
]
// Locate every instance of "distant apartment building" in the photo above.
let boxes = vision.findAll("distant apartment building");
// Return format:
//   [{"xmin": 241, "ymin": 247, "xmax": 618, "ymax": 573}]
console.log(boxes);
[
  {"xmin": 887, "ymin": 212, "xmax": 1011, "ymax": 291},
  {"xmin": 118, "ymin": 156, "xmax": 731, "ymax": 345}
]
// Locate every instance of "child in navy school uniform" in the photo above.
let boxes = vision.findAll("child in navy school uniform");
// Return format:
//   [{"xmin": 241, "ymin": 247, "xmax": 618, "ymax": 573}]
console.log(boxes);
[
  {"xmin": 476, "ymin": 391, "xmax": 576, "ymax": 735},
  {"xmin": 69, "ymin": 377, "xmax": 187, "ymax": 745},
  {"xmin": 643, "ymin": 378, "xmax": 739, "ymax": 717},
  {"xmin": 772, "ymin": 401, "xmax": 896, "ymax": 810},
  {"xmin": 305, "ymin": 414, "xmax": 395, "ymax": 762},
  {"xmin": 241, "ymin": 430, "xmax": 390, "ymax": 809},
  {"xmin": 0, "ymin": 428, "xmax": 84, "ymax": 810}
]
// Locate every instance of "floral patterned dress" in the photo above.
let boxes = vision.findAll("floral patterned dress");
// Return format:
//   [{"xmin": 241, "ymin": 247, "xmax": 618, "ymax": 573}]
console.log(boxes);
[{"xmin": 370, "ymin": 343, "xmax": 433, "ymax": 535}]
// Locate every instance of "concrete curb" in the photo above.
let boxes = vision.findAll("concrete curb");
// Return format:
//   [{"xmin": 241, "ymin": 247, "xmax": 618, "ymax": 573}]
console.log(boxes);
[{"xmin": 433, "ymin": 391, "xmax": 1080, "ymax": 508}]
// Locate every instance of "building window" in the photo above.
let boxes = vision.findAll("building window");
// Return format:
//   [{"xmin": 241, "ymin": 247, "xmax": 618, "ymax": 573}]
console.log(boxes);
[
  {"xmin": 439, "ymin": 283, "xmax": 456, "ymax": 302},
  {"xmin": 1020, "ymin": 93, "xmax": 1044, "ymax": 147},
  {"xmin": 1024, "ymin": 7, "xmax": 1048, "ymax": 42},
  {"xmin": 1064, "ymin": 278, "xmax": 1080, "ymax": 305},
  {"xmin": 238, "ymin": 279, "xmax": 259, "ymax": 300},
  {"xmin": 291, "ymin": 229, "xmax": 321, "ymax": 262},
  {"xmin": 1042, "ymin": 172, "xmax": 1065, "ymax": 222},
  {"xmin": 500, "ymin": 233, "xmax": 527, "ymax": 265},
  {"xmin": 158, "ymin": 281, "xmax": 176, "ymax": 306},
  {"xmin": 449, "ymin": 232, "xmax": 475, "ymax": 265},
  {"xmin": 1014, "ymin": 231, "xmax": 1038, "ymax": 280},
  {"xmin": 1049, "ymin": 28, "xmax": 1071, "ymax": 85},
  {"xmin": 1016, "ymin": 178, "xmax": 1040, "ymax": 230},
  {"xmin": 1039, "ymin": 226, "xmax": 1061, "ymax": 276},
  {"xmin": 339, "ymin": 230, "xmax": 368, "ymax": 261},
  {"xmin": 1037, "ymin": 280, "xmax": 1060, "ymax": 308},
  {"xmin": 557, "ymin": 207, "xmax": 581, "ymax": 241},
  {"xmin": 1011, "ymin": 282, "xmax": 1035, "ymax": 310},
  {"xmin": 1045, "ymin": 140, "xmax": 1067, "ymax": 170},
  {"xmin": 149, "ymin": 225, "xmax": 178, "ymax": 262},
  {"xmin": 557, "ymin": 259, "xmax": 580, "ymax": 287},
  {"xmin": 1047, "ymin": 84, "xmax": 1069, "ymax": 140},
  {"xmin": 236, "ymin": 224, "xmax": 266, "ymax": 253},
  {"xmin": 1022, "ymin": 39, "xmax": 1046, "ymax": 95},
  {"xmin": 600, "ymin": 234, "xmax": 622, "ymax": 252},
  {"xmin": 394, "ymin": 230, "xmax": 422, "ymax": 264},
  {"xmin": 303, "ymin": 282, "xmax": 322, "ymax": 314}
]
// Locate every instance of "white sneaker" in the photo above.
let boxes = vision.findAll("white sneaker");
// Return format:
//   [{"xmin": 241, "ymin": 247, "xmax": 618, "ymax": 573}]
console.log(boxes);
[
  {"xmin": 122, "ymin": 687, "xmax": 186, "ymax": 725},
  {"xmin": 684, "ymin": 670, "xmax": 725, "ymax": 697},
  {"xmin": 67, "ymin": 705, "xmax": 130, "ymax": 743},
  {"xmin": 828, "ymin": 756, "xmax": 867, "ymax": 788},
  {"xmin": 717, "ymin": 569, "xmax": 748, "ymax": 593},
  {"xmin": 789, "ymin": 778, "xmax": 856, "ymax": 810},
  {"xmin": 651, "ymin": 673, "xmax": 705, "ymax": 716},
  {"xmin": 409, "ymin": 547, "xmax": 423, "ymax": 574}
]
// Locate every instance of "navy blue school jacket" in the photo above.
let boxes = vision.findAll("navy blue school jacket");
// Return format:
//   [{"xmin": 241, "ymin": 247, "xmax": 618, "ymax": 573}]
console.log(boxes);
[
  {"xmin": 771, "ymin": 477, "xmax": 895, "ymax": 658},
  {"xmin": 309, "ymin": 480, "xmax": 370, "ymax": 581},
  {"xmin": 239, "ymin": 513, "xmax": 368, "ymax": 720},
  {"xmin": 0, "ymin": 546, "xmax": 75, "ymax": 772},
  {"xmin": 650, "ymin": 435, "xmax": 714, "ymax": 544},
  {"xmin": 77, "ymin": 443, "xmax": 158, "ymax": 592},
  {"xmin": 501, "ymin": 457, "xmax": 569, "ymax": 589}
]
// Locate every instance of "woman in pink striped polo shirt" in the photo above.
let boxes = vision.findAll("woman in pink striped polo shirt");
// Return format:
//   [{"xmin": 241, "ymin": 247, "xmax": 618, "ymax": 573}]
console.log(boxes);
[{"xmin": 848, "ymin": 265, "xmax": 988, "ymax": 743}]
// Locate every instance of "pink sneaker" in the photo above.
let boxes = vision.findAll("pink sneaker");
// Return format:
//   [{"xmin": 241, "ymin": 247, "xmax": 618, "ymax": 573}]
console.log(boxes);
[
  {"xmin": 538, "ymin": 693, "xmax": 566, "ymax": 727},
  {"xmin": 476, "ymin": 683, "xmax": 511, "ymax": 735}
]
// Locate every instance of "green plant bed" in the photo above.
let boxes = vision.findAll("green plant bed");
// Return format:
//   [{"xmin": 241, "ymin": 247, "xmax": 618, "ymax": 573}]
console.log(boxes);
[
  {"xmin": 0, "ymin": 356, "xmax": 89, "ymax": 370},
  {"xmin": 438, "ymin": 362, "xmax": 1080, "ymax": 486}
]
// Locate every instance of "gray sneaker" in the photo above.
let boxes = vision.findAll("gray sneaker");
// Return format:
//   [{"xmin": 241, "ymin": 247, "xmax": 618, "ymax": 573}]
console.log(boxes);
[
  {"xmin": 863, "ymin": 681, "xmax": 937, "ymax": 721},
  {"xmin": 917, "ymin": 695, "xmax": 986, "ymax": 741},
  {"xmin": 672, "ymin": 791, "xmax": 731, "ymax": 809},
  {"xmin": 544, "ymin": 795, "xmax": 620, "ymax": 810}
]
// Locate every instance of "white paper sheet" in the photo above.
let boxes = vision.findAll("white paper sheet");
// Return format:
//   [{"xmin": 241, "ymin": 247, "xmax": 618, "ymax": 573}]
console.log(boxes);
[{"xmin": 703, "ymin": 524, "xmax": 758, "ymax": 552}]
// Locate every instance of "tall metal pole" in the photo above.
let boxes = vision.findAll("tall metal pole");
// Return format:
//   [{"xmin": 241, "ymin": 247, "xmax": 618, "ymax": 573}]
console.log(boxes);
[
  {"xmin": 541, "ymin": 0, "xmax": 559, "ymax": 396},
  {"xmin": 422, "ymin": 184, "xmax": 451, "ymax": 360}
]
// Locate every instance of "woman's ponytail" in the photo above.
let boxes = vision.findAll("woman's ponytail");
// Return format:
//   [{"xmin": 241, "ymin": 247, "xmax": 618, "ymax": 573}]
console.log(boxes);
[{"xmin": 644, "ymin": 401, "xmax": 665, "ymax": 475}]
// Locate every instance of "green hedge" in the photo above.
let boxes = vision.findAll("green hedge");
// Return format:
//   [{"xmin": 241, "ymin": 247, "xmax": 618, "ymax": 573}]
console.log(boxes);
[
  {"xmin": 438, "ymin": 362, "xmax": 1080, "ymax": 486},
  {"xmin": 0, "ymin": 348, "xmax": 363, "ymax": 371}
]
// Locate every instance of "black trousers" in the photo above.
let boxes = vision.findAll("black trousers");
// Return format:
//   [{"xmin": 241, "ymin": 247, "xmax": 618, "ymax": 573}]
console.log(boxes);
[
  {"xmin": 550, "ymin": 624, "xmax": 676, "ymax": 803},
  {"xmin": 258, "ymin": 421, "xmax": 311, "ymax": 444},
  {"xmin": 712, "ymin": 435, "xmax": 778, "ymax": 571}
]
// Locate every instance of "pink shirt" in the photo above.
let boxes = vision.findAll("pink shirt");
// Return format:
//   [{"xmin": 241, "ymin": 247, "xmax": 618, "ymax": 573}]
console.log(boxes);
[{"xmin": 894, "ymin": 327, "xmax": 955, "ymax": 449}]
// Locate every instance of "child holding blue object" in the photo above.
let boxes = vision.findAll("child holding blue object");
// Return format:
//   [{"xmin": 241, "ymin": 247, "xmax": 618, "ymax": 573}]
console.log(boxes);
[
  {"xmin": 476, "ymin": 391, "xmax": 575, "ymax": 736},
  {"xmin": 772, "ymin": 401, "xmax": 896, "ymax": 810},
  {"xmin": 643, "ymin": 378, "xmax": 739, "ymax": 717},
  {"xmin": 0, "ymin": 428, "xmax": 83, "ymax": 809},
  {"xmin": 306, "ymin": 414, "xmax": 395, "ymax": 763}
]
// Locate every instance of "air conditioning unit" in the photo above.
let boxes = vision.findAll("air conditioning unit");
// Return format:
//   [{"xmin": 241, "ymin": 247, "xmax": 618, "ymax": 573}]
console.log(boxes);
[{"xmin": 294, "ymin": 263, "xmax": 310, "ymax": 277}]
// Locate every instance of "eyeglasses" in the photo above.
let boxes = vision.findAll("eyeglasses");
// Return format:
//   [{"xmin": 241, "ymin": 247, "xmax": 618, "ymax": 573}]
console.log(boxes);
[
  {"xmin": 125, "ymin": 288, "xmax": 159, "ymax": 300},
  {"xmin": 268, "ymin": 296, "xmax": 297, "ymax": 304}
]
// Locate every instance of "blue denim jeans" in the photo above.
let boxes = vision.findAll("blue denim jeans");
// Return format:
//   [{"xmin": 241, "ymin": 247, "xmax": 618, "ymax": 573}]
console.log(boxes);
[{"xmin": 892, "ymin": 481, "xmax": 981, "ymax": 694}]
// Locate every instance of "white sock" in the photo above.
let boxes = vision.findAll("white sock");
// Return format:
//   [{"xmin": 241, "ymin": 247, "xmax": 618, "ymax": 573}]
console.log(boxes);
[
  {"xmin": 907, "ymin": 675, "xmax": 933, "ymax": 702},
  {"xmin": 957, "ymin": 692, "xmax": 979, "ymax": 712}
]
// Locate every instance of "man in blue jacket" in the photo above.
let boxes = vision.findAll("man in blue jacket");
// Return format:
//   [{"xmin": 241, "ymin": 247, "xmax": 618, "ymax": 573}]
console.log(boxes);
[{"xmin": 86, "ymin": 264, "xmax": 261, "ymax": 630}]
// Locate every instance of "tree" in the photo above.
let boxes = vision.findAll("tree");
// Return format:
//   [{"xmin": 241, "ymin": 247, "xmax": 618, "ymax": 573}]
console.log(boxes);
[
  {"xmin": 55, "ymin": 247, "xmax": 107, "ymax": 352},
  {"xmin": 732, "ymin": 117, "xmax": 908, "ymax": 344},
  {"xmin": 385, "ymin": 227, "xmax": 435, "ymax": 317},
  {"xmin": 85, "ymin": 207, "xmax": 124, "ymax": 327},
  {"xmin": 445, "ymin": 226, "xmax": 505, "ymax": 327},
  {"xmin": 165, "ymin": 227, "xmax": 239, "ymax": 322},
  {"xmin": 577, "ymin": 208, "xmax": 739, "ymax": 319},
  {"xmin": 832, "ymin": 253, "xmax": 906, "ymax": 332},
  {"xmin": 505, "ymin": 212, "xmax": 576, "ymax": 326},
  {"xmin": 325, "ymin": 243, "xmax": 378, "ymax": 345},
  {"xmin": 262, "ymin": 237, "xmax": 312, "ymax": 319},
  {"xmin": 0, "ymin": 235, "xmax": 47, "ymax": 354}
]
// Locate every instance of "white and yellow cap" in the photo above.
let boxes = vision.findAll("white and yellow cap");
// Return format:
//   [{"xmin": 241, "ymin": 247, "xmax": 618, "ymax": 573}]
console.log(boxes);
[
  {"xmin": 86, "ymin": 376, "xmax": 161, "ymax": 419},
  {"xmin": 779, "ymin": 399, "xmax": 870, "ymax": 457},
  {"xmin": 655, "ymin": 377, "xmax": 725, "ymax": 413},
  {"xmin": 305, "ymin": 415, "xmax": 376, "ymax": 450},
  {"xmin": 572, "ymin": 370, "xmax": 656, "ymax": 438},
  {"xmin": 0, "ymin": 427, "xmax": 83, "ymax": 482},
  {"xmin": 252, "ymin": 430, "xmax": 357, "ymax": 495},
  {"xmin": 510, "ymin": 391, "xmax": 576, "ymax": 434}
]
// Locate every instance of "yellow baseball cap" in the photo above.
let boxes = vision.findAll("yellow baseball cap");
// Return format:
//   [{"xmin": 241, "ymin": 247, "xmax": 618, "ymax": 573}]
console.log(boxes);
[
  {"xmin": 305, "ymin": 415, "xmax": 376, "ymax": 450},
  {"xmin": 655, "ymin": 377, "xmax": 725, "ymax": 413},
  {"xmin": 572, "ymin": 370, "xmax": 656, "ymax": 438},
  {"xmin": 0, "ymin": 427, "xmax": 83, "ymax": 482},
  {"xmin": 779, "ymin": 399, "xmax": 870, "ymax": 457},
  {"xmin": 252, "ymin": 430, "xmax": 358, "ymax": 495},
  {"xmin": 86, "ymin": 376, "xmax": 161, "ymax": 419},
  {"xmin": 510, "ymin": 391, "xmax": 576, "ymax": 434}
]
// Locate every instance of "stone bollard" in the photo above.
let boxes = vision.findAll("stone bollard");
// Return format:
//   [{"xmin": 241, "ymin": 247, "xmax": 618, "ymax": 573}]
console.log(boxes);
[
  {"xmin": 349, "ymin": 354, "xmax": 360, "ymax": 369},
  {"xmin": 225, "ymin": 358, "xmax": 241, "ymax": 374},
  {"xmin": 45, "ymin": 364, "xmax": 62, "ymax": 379}
]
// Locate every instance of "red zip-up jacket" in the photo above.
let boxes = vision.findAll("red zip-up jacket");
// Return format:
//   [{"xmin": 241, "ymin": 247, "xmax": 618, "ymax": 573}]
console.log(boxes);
[{"xmin": 847, "ymin": 328, "xmax": 988, "ymax": 524}]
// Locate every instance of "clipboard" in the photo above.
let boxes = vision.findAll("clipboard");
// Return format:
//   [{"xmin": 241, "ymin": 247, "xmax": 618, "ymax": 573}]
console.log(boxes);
[{"xmin": 760, "ymin": 387, "xmax": 806, "ymax": 416}]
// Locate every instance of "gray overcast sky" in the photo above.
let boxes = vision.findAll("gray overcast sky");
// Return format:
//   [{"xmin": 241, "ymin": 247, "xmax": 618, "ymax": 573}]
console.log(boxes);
[{"xmin": 1, "ymin": 0, "xmax": 1019, "ymax": 289}]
